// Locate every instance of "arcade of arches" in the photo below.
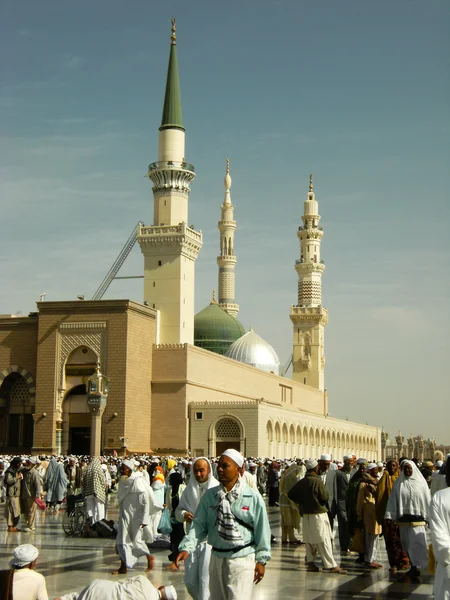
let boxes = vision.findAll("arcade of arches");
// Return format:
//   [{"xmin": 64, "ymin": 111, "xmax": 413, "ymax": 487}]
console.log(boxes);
[{"xmin": 266, "ymin": 420, "xmax": 378, "ymax": 459}]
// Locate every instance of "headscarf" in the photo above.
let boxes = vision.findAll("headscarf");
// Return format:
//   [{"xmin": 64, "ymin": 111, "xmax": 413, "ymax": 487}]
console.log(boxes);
[
  {"xmin": 177, "ymin": 457, "xmax": 219, "ymax": 516},
  {"xmin": 82, "ymin": 458, "xmax": 106, "ymax": 504},
  {"xmin": 375, "ymin": 460, "xmax": 399, "ymax": 523},
  {"xmin": 385, "ymin": 459, "xmax": 431, "ymax": 521}
]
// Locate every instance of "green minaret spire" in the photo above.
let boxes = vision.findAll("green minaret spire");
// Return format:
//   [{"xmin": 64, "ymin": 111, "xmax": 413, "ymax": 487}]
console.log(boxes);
[{"xmin": 160, "ymin": 18, "xmax": 184, "ymax": 131}]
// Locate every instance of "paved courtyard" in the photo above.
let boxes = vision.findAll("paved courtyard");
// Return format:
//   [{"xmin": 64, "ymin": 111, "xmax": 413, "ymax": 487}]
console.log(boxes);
[{"xmin": 0, "ymin": 498, "xmax": 435, "ymax": 599}]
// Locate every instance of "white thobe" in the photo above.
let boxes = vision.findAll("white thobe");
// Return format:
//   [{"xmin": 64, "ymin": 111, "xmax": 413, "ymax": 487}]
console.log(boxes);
[
  {"xmin": 59, "ymin": 575, "xmax": 160, "ymax": 600},
  {"xmin": 303, "ymin": 512, "xmax": 337, "ymax": 569},
  {"xmin": 429, "ymin": 487, "xmax": 450, "ymax": 600},
  {"xmin": 117, "ymin": 488, "xmax": 150, "ymax": 568}
]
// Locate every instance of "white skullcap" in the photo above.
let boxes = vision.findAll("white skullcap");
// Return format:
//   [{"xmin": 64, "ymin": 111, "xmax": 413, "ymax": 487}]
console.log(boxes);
[
  {"xmin": 134, "ymin": 460, "xmax": 140, "ymax": 467},
  {"xmin": 320, "ymin": 454, "xmax": 331, "ymax": 461},
  {"xmin": 436, "ymin": 460, "xmax": 443, "ymax": 467},
  {"xmin": 367, "ymin": 463, "xmax": 378, "ymax": 471},
  {"xmin": 221, "ymin": 449, "xmax": 244, "ymax": 468},
  {"xmin": 343, "ymin": 455, "xmax": 353, "ymax": 460},
  {"xmin": 26, "ymin": 457, "xmax": 37, "ymax": 464},
  {"xmin": 377, "ymin": 462, "xmax": 384, "ymax": 467},
  {"xmin": 357, "ymin": 458, "xmax": 367, "ymax": 464},
  {"xmin": 122, "ymin": 459, "xmax": 135, "ymax": 471},
  {"xmin": 164, "ymin": 585, "xmax": 177, "ymax": 600},
  {"xmin": 10, "ymin": 544, "xmax": 39, "ymax": 567},
  {"xmin": 305, "ymin": 459, "xmax": 318, "ymax": 470},
  {"xmin": 249, "ymin": 462, "xmax": 257, "ymax": 468}
]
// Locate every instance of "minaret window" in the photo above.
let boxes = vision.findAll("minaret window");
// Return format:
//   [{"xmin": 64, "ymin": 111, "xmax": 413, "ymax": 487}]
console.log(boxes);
[{"xmin": 158, "ymin": 260, "xmax": 162, "ymax": 266}]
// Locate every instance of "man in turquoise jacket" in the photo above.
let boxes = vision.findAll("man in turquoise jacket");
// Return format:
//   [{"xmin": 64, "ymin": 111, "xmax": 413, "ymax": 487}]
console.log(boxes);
[{"xmin": 176, "ymin": 449, "xmax": 271, "ymax": 600}]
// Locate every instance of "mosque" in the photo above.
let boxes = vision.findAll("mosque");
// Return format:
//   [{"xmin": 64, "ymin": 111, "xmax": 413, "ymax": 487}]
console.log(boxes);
[{"xmin": 0, "ymin": 21, "xmax": 382, "ymax": 460}]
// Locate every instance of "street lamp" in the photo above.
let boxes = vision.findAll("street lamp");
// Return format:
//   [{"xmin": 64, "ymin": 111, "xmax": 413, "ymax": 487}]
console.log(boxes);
[{"xmin": 86, "ymin": 362, "xmax": 110, "ymax": 457}]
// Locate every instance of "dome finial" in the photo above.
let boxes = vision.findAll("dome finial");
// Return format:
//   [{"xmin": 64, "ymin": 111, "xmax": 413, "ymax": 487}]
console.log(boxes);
[
  {"xmin": 170, "ymin": 17, "xmax": 176, "ymax": 45},
  {"xmin": 249, "ymin": 324, "xmax": 253, "ymax": 332},
  {"xmin": 224, "ymin": 158, "xmax": 232, "ymax": 192},
  {"xmin": 211, "ymin": 289, "xmax": 217, "ymax": 304},
  {"xmin": 309, "ymin": 173, "xmax": 313, "ymax": 192}
]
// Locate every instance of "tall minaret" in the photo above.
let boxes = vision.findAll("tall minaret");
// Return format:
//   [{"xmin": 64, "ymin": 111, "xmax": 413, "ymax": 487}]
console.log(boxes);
[
  {"xmin": 290, "ymin": 175, "xmax": 328, "ymax": 390},
  {"xmin": 138, "ymin": 19, "xmax": 203, "ymax": 344},
  {"xmin": 217, "ymin": 159, "xmax": 239, "ymax": 317}
]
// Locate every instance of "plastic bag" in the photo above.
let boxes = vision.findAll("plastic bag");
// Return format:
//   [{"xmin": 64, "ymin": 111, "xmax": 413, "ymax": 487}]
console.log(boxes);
[{"xmin": 157, "ymin": 508, "xmax": 172, "ymax": 535}]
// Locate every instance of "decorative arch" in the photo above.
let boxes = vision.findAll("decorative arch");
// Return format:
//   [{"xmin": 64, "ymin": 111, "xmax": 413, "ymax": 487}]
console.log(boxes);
[
  {"xmin": 208, "ymin": 414, "xmax": 245, "ymax": 456},
  {"xmin": 336, "ymin": 431, "xmax": 341, "ymax": 448},
  {"xmin": 282, "ymin": 423, "xmax": 288, "ymax": 443},
  {"xmin": 0, "ymin": 365, "xmax": 35, "ymax": 397},
  {"xmin": 274, "ymin": 422, "xmax": 281, "ymax": 443},
  {"xmin": 296, "ymin": 425, "xmax": 302, "ymax": 444},
  {"xmin": 315, "ymin": 429, "xmax": 320, "ymax": 447},
  {"xmin": 266, "ymin": 421, "xmax": 274, "ymax": 458}
]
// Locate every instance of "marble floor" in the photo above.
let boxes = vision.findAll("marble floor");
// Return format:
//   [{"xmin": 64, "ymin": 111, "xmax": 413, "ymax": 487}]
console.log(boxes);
[{"xmin": 0, "ymin": 498, "xmax": 435, "ymax": 599}]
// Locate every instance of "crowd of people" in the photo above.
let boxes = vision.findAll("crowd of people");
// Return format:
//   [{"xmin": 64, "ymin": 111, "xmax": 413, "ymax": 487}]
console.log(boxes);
[{"xmin": 0, "ymin": 450, "xmax": 449, "ymax": 600}]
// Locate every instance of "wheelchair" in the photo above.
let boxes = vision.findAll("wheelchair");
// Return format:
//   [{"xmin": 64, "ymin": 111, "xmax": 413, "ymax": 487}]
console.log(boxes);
[{"xmin": 62, "ymin": 493, "xmax": 86, "ymax": 536}]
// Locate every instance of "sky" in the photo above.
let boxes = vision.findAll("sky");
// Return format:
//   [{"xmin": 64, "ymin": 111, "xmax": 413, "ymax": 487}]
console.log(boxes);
[{"xmin": 1, "ymin": 0, "xmax": 449, "ymax": 444}]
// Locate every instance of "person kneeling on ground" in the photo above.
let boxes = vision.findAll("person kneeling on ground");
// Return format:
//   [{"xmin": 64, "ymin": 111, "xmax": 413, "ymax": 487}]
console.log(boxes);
[{"xmin": 55, "ymin": 575, "xmax": 177, "ymax": 600}]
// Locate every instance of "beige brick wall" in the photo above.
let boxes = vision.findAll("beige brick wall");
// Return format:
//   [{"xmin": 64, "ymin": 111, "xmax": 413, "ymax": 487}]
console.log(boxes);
[
  {"xmin": 0, "ymin": 317, "xmax": 38, "ymax": 382},
  {"xmin": 31, "ymin": 300, "xmax": 156, "ymax": 453}
]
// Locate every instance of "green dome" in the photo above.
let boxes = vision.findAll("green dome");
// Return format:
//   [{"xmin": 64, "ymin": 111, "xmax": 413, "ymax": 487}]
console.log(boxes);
[{"xmin": 194, "ymin": 299, "xmax": 245, "ymax": 355}]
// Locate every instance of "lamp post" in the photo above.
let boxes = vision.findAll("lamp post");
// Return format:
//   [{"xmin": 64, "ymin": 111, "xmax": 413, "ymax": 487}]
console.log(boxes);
[{"xmin": 86, "ymin": 363, "xmax": 110, "ymax": 457}]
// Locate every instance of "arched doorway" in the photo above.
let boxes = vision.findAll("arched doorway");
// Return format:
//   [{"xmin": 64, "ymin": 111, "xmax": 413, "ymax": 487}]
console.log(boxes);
[
  {"xmin": 62, "ymin": 384, "xmax": 91, "ymax": 455},
  {"xmin": 212, "ymin": 417, "xmax": 244, "ymax": 456},
  {"xmin": 0, "ymin": 372, "xmax": 35, "ymax": 451},
  {"xmin": 61, "ymin": 345, "xmax": 97, "ymax": 454}
]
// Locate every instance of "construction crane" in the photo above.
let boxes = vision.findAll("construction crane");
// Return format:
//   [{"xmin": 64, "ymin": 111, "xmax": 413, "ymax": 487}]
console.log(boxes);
[
  {"xmin": 282, "ymin": 353, "xmax": 293, "ymax": 376},
  {"xmin": 91, "ymin": 222, "xmax": 144, "ymax": 301}
]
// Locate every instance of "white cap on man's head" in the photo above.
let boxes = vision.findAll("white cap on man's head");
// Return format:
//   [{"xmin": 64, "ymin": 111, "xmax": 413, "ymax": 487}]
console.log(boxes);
[
  {"xmin": 221, "ymin": 449, "xmax": 244, "ymax": 468},
  {"xmin": 319, "ymin": 454, "xmax": 331, "ymax": 461},
  {"xmin": 164, "ymin": 584, "xmax": 177, "ymax": 599},
  {"xmin": 9, "ymin": 544, "xmax": 39, "ymax": 568},
  {"xmin": 343, "ymin": 455, "xmax": 352, "ymax": 460},
  {"xmin": 305, "ymin": 459, "xmax": 318, "ymax": 470}
]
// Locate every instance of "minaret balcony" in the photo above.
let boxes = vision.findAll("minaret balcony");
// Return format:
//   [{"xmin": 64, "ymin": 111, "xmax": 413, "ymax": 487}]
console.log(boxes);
[
  {"xmin": 295, "ymin": 261, "xmax": 325, "ymax": 275},
  {"xmin": 290, "ymin": 305, "xmax": 328, "ymax": 325},
  {"xmin": 148, "ymin": 160, "xmax": 195, "ymax": 174},
  {"xmin": 138, "ymin": 222, "xmax": 203, "ymax": 259},
  {"xmin": 217, "ymin": 254, "xmax": 237, "ymax": 265}
]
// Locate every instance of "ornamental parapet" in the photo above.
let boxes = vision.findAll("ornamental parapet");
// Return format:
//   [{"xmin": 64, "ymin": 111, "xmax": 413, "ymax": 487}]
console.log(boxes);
[
  {"xmin": 217, "ymin": 255, "xmax": 237, "ymax": 264},
  {"xmin": 154, "ymin": 343, "xmax": 187, "ymax": 350},
  {"xmin": 138, "ymin": 223, "xmax": 203, "ymax": 259},
  {"xmin": 294, "ymin": 262, "xmax": 326, "ymax": 274},
  {"xmin": 290, "ymin": 305, "xmax": 328, "ymax": 325},
  {"xmin": 148, "ymin": 160, "xmax": 195, "ymax": 173},
  {"xmin": 148, "ymin": 161, "xmax": 195, "ymax": 194}
]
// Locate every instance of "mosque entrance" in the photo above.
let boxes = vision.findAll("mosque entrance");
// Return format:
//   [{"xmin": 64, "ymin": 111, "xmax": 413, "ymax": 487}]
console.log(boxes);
[
  {"xmin": 0, "ymin": 372, "xmax": 34, "ymax": 451},
  {"xmin": 62, "ymin": 385, "xmax": 91, "ymax": 455},
  {"xmin": 213, "ymin": 418, "xmax": 243, "ymax": 457}
]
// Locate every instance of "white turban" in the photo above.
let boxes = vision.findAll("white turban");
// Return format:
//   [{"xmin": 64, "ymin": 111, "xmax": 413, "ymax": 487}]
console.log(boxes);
[
  {"xmin": 305, "ymin": 459, "xmax": 318, "ymax": 470},
  {"xmin": 10, "ymin": 544, "xmax": 39, "ymax": 567},
  {"xmin": 320, "ymin": 454, "xmax": 331, "ymax": 461},
  {"xmin": 122, "ymin": 459, "xmax": 135, "ymax": 471},
  {"xmin": 164, "ymin": 585, "xmax": 177, "ymax": 599},
  {"xmin": 367, "ymin": 463, "xmax": 378, "ymax": 471},
  {"xmin": 221, "ymin": 449, "xmax": 244, "ymax": 468},
  {"xmin": 343, "ymin": 455, "xmax": 353, "ymax": 460}
]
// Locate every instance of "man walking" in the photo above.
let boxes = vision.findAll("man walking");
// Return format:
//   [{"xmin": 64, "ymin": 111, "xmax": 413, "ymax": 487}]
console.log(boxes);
[
  {"xmin": 288, "ymin": 459, "xmax": 346, "ymax": 574},
  {"xmin": 175, "ymin": 457, "xmax": 219, "ymax": 600},
  {"xmin": 20, "ymin": 457, "xmax": 42, "ymax": 532},
  {"xmin": 176, "ymin": 449, "xmax": 271, "ymax": 600}
]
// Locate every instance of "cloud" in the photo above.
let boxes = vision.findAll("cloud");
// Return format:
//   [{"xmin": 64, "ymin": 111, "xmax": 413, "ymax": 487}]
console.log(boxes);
[
  {"xmin": 60, "ymin": 54, "xmax": 85, "ymax": 69},
  {"xmin": 370, "ymin": 306, "xmax": 426, "ymax": 331}
]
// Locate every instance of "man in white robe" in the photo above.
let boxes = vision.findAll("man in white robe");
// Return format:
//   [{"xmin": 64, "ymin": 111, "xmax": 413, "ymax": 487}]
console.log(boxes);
[
  {"xmin": 429, "ymin": 467, "xmax": 450, "ymax": 600},
  {"xmin": 175, "ymin": 457, "xmax": 218, "ymax": 600},
  {"xmin": 56, "ymin": 575, "xmax": 177, "ymax": 600},
  {"xmin": 113, "ymin": 460, "xmax": 159, "ymax": 574}
]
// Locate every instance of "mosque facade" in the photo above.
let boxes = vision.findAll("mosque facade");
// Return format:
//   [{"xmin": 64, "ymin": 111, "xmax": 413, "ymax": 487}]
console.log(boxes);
[{"xmin": 0, "ymin": 21, "xmax": 381, "ymax": 460}]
